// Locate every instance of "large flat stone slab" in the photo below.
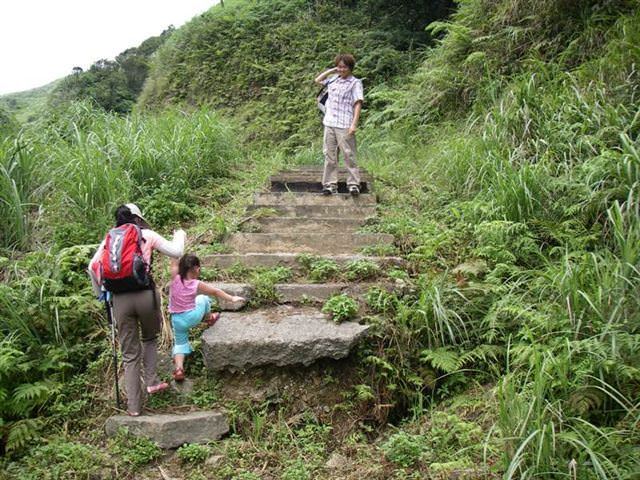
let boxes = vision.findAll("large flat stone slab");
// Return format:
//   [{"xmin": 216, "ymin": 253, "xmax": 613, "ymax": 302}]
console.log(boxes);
[
  {"xmin": 227, "ymin": 232, "xmax": 394, "ymax": 254},
  {"xmin": 253, "ymin": 192, "xmax": 376, "ymax": 206},
  {"xmin": 201, "ymin": 305, "xmax": 369, "ymax": 370},
  {"xmin": 203, "ymin": 253, "xmax": 405, "ymax": 271},
  {"xmin": 242, "ymin": 217, "xmax": 365, "ymax": 234},
  {"xmin": 105, "ymin": 411, "xmax": 229, "ymax": 449},
  {"xmin": 247, "ymin": 204, "xmax": 377, "ymax": 218}
]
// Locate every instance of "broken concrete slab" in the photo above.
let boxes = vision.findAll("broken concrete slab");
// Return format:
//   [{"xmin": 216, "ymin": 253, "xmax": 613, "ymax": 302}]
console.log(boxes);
[
  {"xmin": 226, "ymin": 232, "xmax": 394, "ymax": 254},
  {"xmin": 202, "ymin": 253, "xmax": 405, "ymax": 271},
  {"xmin": 247, "ymin": 204, "xmax": 377, "ymax": 218},
  {"xmin": 241, "ymin": 217, "xmax": 365, "ymax": 234},
  {"xmin": 105, "ymin": 411, "xmax": 229, "ymax": 449},
  {"xmin": 253, "ymin": 192, "xmax": 376, "ymax": 206},
  {"xmin": 201, "ymin": 305, "xmax": 369, "ymax": 370}
]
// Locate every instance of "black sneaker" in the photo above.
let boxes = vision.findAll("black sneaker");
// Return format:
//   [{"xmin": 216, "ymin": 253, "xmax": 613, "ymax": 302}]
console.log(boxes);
[
  {"xmin": 322, "ymin": 185, "xmax": 337, "ymax": 195},
  {"xmin": 349, "ymin": 185, "xmax": 360, "ymax": 196}
]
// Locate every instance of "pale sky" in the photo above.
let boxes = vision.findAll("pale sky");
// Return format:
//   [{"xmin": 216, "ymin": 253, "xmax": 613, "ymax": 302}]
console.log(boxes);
[{"xmin": 0, "ymin": 0, "xmax": 217, "ymax": 95}]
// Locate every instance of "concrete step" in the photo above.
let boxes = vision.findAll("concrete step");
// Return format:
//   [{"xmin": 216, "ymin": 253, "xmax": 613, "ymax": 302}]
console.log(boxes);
[
  {"xmin": 270, "ymin": 180, "xmax": 371, "ymax": 194},
  {"xmin": 105, "ymin": 411, "xmax": 229, "ymax": 449},
  {"xmin": 203, "ymin": 253, "xmax": 404, "ymax": 271},
  {"xmin": 247, "ymin": 204, "xmax": 377, "ymax": 218},
  {"xmin": 253, "ymin": 192, "xmax": 376, "ymax": 206},
  {"xmin": 227, "ymin": 232, "xmax": 394, "ymax": 254},
  {"xmin": 201, "ymin": 305, "xmax": 369, "ymax": 370},
  {"xmin": 214, "ymin": 282, "xmax": 397, "ymax": 306},
  {"xmin": 241, "ymin": 216, "xmax": 365, "ymax": 234},
  {"xmin": 277, "ymin": 166, "xmax": 371, "ymax": 176}
]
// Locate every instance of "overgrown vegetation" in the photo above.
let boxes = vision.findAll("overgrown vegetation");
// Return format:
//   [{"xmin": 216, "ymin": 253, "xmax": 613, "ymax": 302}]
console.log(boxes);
[
  {"xmin": 2, "ymin": 0, "xmax": 639, "ymax": 477},
  {"xmin": 140, "ymin": 0, "xmax": 453, "ymax": 145}
]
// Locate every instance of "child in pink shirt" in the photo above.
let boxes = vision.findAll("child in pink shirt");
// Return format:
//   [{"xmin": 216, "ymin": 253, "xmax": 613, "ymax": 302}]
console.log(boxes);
[{"xmin": 169, "ymin": 254, "xmax": 245, "ymax": 381}]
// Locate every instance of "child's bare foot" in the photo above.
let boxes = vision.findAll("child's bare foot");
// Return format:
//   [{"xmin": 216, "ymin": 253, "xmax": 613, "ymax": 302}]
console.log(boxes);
[{"xmin": 203, "ymin": 312, "xmax": 220, "ymax": 327}]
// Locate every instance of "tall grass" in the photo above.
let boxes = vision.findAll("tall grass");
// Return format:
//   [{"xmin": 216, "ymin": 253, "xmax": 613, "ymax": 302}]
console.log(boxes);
[
  {"xmin": 0, "ymin": 101, "xmax": 240, "ymax": 249},
  {"xmin": 357, "ymin": 0, "xmax": 640, "ymax": 475},
  {"xmin": 0, "ymin": 136, "xmax": 42, "ymax": 250}
]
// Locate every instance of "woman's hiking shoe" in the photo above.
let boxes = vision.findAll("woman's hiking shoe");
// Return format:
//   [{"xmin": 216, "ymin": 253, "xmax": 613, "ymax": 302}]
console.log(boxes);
[
  {"xmin": 322, "ymin": 185, "xmax": 337, "ymax": 195},
  {"xmin": 146, "ymin": 381, "xmax": 169, "ymax": 395},
  {"xmin": 204, "ymin": 312, "xmax": 221, "ymax": 327},
  {"xmin": 172, "ymin": 368, "xmax": 185, "ymax": 382},
  {"xmin": 349, "ymin": 185, "xmax": 360, "ymax": 196}
]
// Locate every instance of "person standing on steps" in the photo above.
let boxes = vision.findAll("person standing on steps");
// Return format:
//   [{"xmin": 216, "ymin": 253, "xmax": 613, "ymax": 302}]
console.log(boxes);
[
  {"xmin": 169, "ymin": 254, "xmax": 245, "ymax": 382},
  {"xmin": 315, "ymin": 53, "xmax": 364, "ymax": 196},
  {"xmin": 89, "ymin": 204, "xmax": 186, "ymax": 417}
]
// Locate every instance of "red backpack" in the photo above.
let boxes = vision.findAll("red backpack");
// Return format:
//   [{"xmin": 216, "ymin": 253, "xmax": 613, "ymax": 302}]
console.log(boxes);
[{"xmin": 99, "ymin": 224, "xmax": 151, "ymax": 293}]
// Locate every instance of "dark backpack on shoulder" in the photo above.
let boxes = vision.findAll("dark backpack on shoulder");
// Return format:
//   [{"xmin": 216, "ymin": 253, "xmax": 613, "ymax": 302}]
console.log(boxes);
[{"xmin": 316, "ymin": 76, "xmax": 338, "ymax": 115}]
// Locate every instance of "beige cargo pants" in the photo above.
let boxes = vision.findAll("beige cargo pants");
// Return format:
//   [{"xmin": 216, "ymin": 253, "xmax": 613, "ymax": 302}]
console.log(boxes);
[{"xmin": 322, "ymin": 126, "xmax": 361, "ymax": 188}]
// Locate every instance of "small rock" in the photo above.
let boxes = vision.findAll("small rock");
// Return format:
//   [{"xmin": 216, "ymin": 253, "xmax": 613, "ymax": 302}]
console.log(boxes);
[
  {"xmin": 325, "ymin": 452, "xmax": 348, "ymax": 470},
  {"xmin": 171, "ymin": 378, "xmax": 195, "ymax": 395},
  {"xmin": 205, "ymin": 454, "xmax": 225, "ymax": 467}
]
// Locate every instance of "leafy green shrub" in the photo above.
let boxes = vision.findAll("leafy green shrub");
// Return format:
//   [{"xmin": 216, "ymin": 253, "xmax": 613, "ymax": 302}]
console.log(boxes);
[
  {"xmin": 250, "ymin": 266, "xmax": 292, "ymax": 304},
  {"xmin": 3, "ymin": 437, "xmax": 110, "ymax": 479},
  {"xmin": 232, "ymin": 472, "xmax": 261, "ymax": 480},
  {"xmin": 139, "ymin": 183, "xmax": 195, "ymax": 227},
  {"xmin": 307, "ymin": 258, "xmax": 340, "ymax": 282},
  {"xmin": 345, "ymin": 260, "xmax": 381, "ymax": 281},
  {"xmin": 322, "ymin": 294, "xmax": 358, "ymax": 323},
  {"xmin": 425, "ymin": 411, "xmax": 482, "ymax": 461},
  {"xmin": 177, "ymin": 443, "xmax": 211, "ymax": 464},
  {"xmin": 365, "ymin": 287, "xmax": 399, "ymax": 315},
  {"xmin": 109, "ymin": 428, "xmax": 162, "ymax": 468},
  {"xmin": 381, "ymin": 431, "xmax": 426, "ymax": 467},
  {"xmin": 282, "ymin": 459, "xmax": 311, "ymax": 480},
  {"xmin": 189, "ymin": 377, "xmax": 220, "ymax": 408}
]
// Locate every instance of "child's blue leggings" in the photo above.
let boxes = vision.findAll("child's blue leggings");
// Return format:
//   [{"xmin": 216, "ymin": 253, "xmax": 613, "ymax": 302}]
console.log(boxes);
[{"xmin": 171, "ymin": 295, "xmax": 211, "ymax": 356}]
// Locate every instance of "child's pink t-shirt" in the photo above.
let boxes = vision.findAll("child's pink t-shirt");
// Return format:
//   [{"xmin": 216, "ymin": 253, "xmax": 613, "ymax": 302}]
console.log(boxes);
[{"xmin": 169, "ymin": 275, "xmax": 200, "ymax": 313}]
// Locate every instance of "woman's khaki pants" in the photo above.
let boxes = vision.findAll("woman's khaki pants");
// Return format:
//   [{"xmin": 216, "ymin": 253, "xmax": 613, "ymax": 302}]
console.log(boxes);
[{"xmin": 112, "ymin": 289, "xmax": 162, "ymax": 413}]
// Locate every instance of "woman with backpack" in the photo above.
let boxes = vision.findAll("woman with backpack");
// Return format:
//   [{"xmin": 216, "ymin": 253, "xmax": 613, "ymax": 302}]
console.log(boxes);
[
  {"xmin": 169, "ymin": 253, "xmax": 245, "ymax": 382},
  {"xmin": 89, "ymin": 203, "xmax": 186, "ymax": 416}
]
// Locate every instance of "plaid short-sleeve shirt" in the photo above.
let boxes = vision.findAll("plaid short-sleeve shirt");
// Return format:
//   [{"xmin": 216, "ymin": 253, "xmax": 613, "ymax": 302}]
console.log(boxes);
[{"xmin": 322, "ymin": 75, "xmax": 364, "ymax": 129}]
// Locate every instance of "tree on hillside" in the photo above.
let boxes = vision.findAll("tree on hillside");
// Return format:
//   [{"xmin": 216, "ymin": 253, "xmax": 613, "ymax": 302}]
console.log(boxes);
[{"xmin": 48, "ymin": 27, "xmax": 174, "ymax": 114}]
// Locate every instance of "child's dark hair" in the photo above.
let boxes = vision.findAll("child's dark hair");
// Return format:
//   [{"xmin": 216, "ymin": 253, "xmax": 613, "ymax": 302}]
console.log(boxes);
[{"xmin": 179, "ymin": 254, "xmax": 201, "ymax": 282}]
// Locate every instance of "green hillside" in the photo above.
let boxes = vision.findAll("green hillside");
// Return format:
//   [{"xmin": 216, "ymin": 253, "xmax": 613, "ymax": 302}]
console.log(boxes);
[
  {"xmin": 0, "ymin": 79, "xmax": 61, "ymax": 123},
  {"xmin": 1, "ymin": 0, "xmax": 639, "ymax": 478},
  {"xmin": 139, "ymin": 0, "xmax": 453, "ymax": 144}
]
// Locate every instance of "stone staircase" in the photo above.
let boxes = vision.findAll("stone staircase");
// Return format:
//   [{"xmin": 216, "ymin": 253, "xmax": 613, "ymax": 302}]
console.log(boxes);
[
  {"xmin": 105, "ymin": 166, "xmax": 398, "ymax": 447},
  {"xmin": 201, "ymin": 166, "xmax": 399, "ymax": 370}
]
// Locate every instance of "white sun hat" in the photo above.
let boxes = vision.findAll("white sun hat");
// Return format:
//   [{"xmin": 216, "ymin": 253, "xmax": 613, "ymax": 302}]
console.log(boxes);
[{"xmin": 125, "ymin": 203, "xmax": 148, "ymax": 223}]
